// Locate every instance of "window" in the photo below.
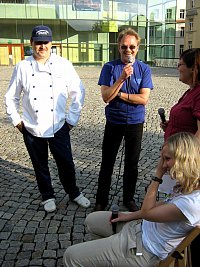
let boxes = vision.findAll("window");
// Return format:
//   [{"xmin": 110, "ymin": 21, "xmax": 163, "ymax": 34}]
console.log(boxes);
[
  {"xmin": 180, "ymin": 9, "xmax": 185, "ymax": 19},
  {"xmin": 166, "ymin": 9, "xmax": 172, "ymax": 19},
  {"xmin": 180, "ymin": 27, "xmax": 184, "ymax": 37},
  {"xmin": 149, "ymin": 26, "xmax": 155, "ymax": 37},
  {"xmin": 179, "ymin": 45, "xmax": 184, "ymax": 55},
  {"xmin": 191, "ymin": 0, "xmax": 195, "ymax": 8},
  {"xmin": 150, "ymin": 46, "xmax": 156, "ymax": 58},
  {"xmin": 189, "ymin": 19, "xmax": 193, "ymax": 31},
  {"xmin": 188, "ymin": 41, "xmax": 192, "ymax": 49},
  {"xmin": 0, "ymin": 0, "xmax": 25, "ymax": 2},
  {"xmin": 51, "ymin": 46, "xmax": 57, "ymax": 54}
]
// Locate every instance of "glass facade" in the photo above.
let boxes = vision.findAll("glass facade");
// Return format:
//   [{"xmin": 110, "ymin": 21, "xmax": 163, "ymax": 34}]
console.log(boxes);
[
  {"xmin": 0, "ymin": 0, "xmax": 177, "ymax": 65},
  {"xmin": 147, "ymin": 0, "xmax": 176, "ymax": 62}
]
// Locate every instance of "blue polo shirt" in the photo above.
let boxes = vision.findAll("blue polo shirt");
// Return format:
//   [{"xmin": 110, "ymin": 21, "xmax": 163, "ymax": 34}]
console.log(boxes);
[{"xmin": 98, "ymin": 59, "xmax": 153, "ymax": 124}]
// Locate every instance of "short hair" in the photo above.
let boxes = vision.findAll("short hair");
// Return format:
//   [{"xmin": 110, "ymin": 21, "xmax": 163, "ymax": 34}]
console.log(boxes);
[
  {"xmin": 180, "ymin": 48, "xmax": 200, "ymax": 86},
  {"xmin": 117, "ymin": 27, "xmax": 141, "ymax": 46},
  {"xmin": 165, "ymin": 132, "xmax": 200, "ymax": 194}
]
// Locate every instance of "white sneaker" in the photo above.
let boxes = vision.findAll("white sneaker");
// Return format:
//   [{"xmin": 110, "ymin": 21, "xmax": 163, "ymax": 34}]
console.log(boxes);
[
  {"xmin": 73, "ymin": 193, "xmax": 91, "ymax": 208},
  {"xmin": 41, "ymin": 198, "xmax": 56, "ymax": 212}
]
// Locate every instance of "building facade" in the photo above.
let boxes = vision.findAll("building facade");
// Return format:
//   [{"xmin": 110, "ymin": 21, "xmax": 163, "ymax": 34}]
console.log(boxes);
[
  {"xmin": 0, "ymin": 0, "xmax": 185, "ymax": 66},
  {"xmin": 185, "ymin": 0, "xmax": 200, "ymax": 49},
  {"xmin": 175, "ymin": 0, "xmax": 186, "ymax": 58}
]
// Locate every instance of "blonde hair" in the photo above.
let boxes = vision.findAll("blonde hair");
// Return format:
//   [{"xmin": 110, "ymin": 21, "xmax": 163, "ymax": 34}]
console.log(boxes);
[
  {"xmin": 166, "ymin": 132, "xmax": 200, "ymax": 193},
  {"xmin": 117, "ymin": 27, "xmax": 141, "ymax": 46}
]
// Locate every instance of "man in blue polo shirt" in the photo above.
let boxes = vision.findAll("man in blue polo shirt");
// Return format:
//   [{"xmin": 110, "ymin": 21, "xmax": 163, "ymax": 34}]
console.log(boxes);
[{"xmin": 94, "ymin": 27, "xmax": 153, "ymax": 212}]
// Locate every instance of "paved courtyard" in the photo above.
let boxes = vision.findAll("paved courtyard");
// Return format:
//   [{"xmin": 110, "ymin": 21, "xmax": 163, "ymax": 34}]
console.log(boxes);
[{"xmin": 0, "ymin": 65, "xmax": 188, "ymax": 267}]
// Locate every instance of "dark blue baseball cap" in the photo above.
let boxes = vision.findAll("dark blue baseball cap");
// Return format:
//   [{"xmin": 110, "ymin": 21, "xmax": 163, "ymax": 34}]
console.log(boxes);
[{"xmin": 31, "ymin": 25, "xmax": 52, "ymax": 42}]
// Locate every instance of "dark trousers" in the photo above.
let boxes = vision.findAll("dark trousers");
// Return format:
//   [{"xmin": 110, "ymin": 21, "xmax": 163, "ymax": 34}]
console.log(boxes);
[
  {"xmin": 96, "ymin": 121, "xmax": 143, "ymax": 206},
  {"xmin": 22, "ymin": 123, "xmax": 80, "ymax": 201}
]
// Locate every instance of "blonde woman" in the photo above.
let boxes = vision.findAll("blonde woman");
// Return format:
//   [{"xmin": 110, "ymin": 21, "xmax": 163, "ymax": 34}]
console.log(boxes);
[{"xmin": 63, "ymin": 132, "xmax": 200, "ymax": 267}]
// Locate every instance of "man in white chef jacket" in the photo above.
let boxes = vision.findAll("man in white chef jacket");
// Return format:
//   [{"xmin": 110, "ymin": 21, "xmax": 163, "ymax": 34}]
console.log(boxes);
[{"xmin": 4, "ymin": 25, "xmax": 90, "ymax": 212}]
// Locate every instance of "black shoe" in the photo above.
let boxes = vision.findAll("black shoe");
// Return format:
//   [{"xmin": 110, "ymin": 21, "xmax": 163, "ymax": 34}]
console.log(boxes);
[
  {"xmin": 124, "ymin": 200, "xmax": 139, "ymax": 212},
  {"xmin": 93, "ymin": 204, "xmax": 106, "ymax": 212}
]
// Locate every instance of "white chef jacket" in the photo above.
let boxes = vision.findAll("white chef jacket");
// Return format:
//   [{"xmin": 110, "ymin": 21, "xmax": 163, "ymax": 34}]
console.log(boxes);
[{"xmin": 4, "ymin": 54, "xmax": 85, "ymax": 137}]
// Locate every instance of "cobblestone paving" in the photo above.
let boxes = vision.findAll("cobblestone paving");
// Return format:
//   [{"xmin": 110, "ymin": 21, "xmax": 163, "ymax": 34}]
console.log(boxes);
[{"xmin": 0, "ymin": 66, "xmax": 188, "ymax": 266}]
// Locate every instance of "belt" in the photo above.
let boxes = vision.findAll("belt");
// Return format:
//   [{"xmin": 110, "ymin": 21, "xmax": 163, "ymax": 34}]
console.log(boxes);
[{"xmin": 135, "ymin": 220, "xmax": 143, "ymax": 256}]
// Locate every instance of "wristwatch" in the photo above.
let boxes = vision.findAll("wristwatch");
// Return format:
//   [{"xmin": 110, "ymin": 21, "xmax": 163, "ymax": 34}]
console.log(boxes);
[
  {"xmin": 117, "ymin": 92, "xmax": 121, "ymax": 98},
  {"xmin": 152, "ymin": 176, "xmax": 163, "ymax": 184}
]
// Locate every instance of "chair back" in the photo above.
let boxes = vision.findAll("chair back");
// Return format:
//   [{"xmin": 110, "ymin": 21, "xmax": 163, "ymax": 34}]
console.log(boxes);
[{"xmin": 158, "ymin": 226, "xmax": 200, "ymax": 267}]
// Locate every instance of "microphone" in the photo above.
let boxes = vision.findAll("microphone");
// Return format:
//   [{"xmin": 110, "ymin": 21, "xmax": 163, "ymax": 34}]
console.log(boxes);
[
  {"xmin": 111, "ymin": 204, "xmax": 119, "ymax": 234},
  {"xmin": 127, "ymin": 55, "xmax": 134, "ymax": 89},
  {"xmin": 127, "ymin": 55, "xmax": 134, "ymax": 64},
  {"xmin": 158, "ymin": 107, "xmax": 166, "ymax": 123}
]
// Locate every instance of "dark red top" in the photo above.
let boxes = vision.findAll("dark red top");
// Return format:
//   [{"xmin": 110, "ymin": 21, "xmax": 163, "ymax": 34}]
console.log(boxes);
[{"xmin": 164, "ymin": 85, "xmax": 200, "ymax": 141}]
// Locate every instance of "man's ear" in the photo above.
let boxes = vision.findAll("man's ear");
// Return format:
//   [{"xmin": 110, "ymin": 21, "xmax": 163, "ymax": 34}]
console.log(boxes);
[{"xmin": 30, "ymin": 38, "xmax": 33, "ymax": 45}]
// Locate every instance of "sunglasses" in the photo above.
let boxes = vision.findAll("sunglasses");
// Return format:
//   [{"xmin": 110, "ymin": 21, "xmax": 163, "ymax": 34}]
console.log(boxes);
[
  {"xmin": 34, "ymin": 41, "xmax": 50, "ymax": 45},
  {"xmin": 121, "ymin": 45, "xmax": 137, "ymax": 50}
]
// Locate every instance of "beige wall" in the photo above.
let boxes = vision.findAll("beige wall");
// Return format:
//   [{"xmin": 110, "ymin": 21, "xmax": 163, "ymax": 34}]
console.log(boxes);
[{"xmin": 185, "ymin": 0, "xmax": 200, "ymax": 49}]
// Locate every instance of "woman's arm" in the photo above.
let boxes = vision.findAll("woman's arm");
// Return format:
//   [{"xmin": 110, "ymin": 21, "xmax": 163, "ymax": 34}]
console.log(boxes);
[
  {"xmin": 111, "ymin": 156, "xmax": 187, "ymax": 224},
  {"xmin": 140, "ymin": 181, "xmax": 186, "ymax": 223},
  {"xmin": 112, "ymin": 183, "xmax": 186, "ymax": 224}
]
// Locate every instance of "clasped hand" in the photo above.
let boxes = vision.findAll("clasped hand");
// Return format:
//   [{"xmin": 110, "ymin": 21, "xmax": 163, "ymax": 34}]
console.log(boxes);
[{"xmin": 121, "ymin": 63, "xmax": 133, "ymax": 80}]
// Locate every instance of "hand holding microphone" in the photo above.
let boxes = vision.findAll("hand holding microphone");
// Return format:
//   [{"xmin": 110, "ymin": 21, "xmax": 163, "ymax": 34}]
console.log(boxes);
[
  {"xmin": 158, "ymin": 107, "xmax": 168, "ymax": 132},
  {"xmin": 158, "ymin": 107, "xmax": 166, "ymax": 123},
  {"xmin": 127, "ymin": 55, "xmax": 134, "ymax": 76},
  {"xmin": 111, "ymin": 204, "xmax": 119, "ymax": 234},
  {"xmin": 127, "ymin": 55, "xmax": 134, "ymax": 88},
  {"xmin": 121, "ymin": 55, "xmax": 134, "ymax": 81}
]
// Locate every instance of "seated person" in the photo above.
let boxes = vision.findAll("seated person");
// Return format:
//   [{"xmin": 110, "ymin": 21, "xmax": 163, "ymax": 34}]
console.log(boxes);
[{"xmin": 63, "ymin": 132, "xmax": 200, "ymax": 267}]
